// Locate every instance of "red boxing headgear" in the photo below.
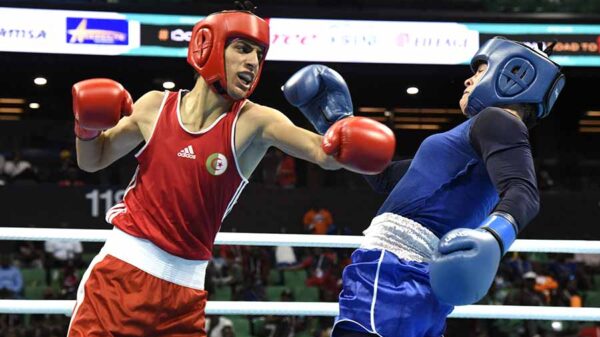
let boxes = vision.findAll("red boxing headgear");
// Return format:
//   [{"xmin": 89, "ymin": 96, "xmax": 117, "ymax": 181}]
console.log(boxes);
[{"xmin": 187, "ymin": 11, "xmax": 270, "ymax": 100}]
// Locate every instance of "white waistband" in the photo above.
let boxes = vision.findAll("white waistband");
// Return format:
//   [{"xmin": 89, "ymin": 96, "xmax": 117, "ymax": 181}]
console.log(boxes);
[
  {"xmin": 360, "ymin": 213, "xmax": 439, "ymax": 263},
  {"xmin": 101, "ymin": 227, "xmax": 207, "ymax": 290}
]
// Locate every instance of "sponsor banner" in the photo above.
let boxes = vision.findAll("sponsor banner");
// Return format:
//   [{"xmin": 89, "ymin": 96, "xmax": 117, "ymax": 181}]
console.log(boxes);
[
  {"xmin": 480, "ymin": 33, "xmax": 600, "ymax": 56},
  {"xmin": 135, "ymin": 18, "xmax": 480, "ymax": 65},
  {"xmin": 4, "ymin": 6, "xmax": 600, "ymax": 66},
  {"xmin": 267, "ymin": 18, "xmax": 480, "ymax": 65},
  {"xmin": 0, "ymin": 7, "xmax": 139, "ymax": 55},
  {"xmin": 140, "ymin": 24, "xmax": 193, "ymax": 47}
]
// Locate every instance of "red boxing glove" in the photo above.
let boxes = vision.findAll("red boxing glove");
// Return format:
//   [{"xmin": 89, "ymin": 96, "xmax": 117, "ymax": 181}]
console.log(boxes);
[
  {"xmin": 72, "ymin": 78, "xmax": 133, "ymax": 141},
  {"xmin": 322, "ymin": 117, "xmax": 395, "ymax": 174}
]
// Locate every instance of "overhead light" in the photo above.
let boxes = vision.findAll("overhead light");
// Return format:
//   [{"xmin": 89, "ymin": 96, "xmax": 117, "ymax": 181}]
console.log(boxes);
[
  {"xmin": 580, "ymin": 127, "xmax": 600, "ymax": 133},
  {"xmin": 394, "ymin": 117, "xmax": 450, "ymax": 123},
  {"xmin": 34, "ymin": 77, "xmax": 47, "ymax": 86},
  {"xmin": 365, "ymin": 116, "xmax": 387, "ymax": 122},
  {"xmin": 394, "ymin": 123, "xmax": 441, "ymax": 130},
  {"xmin": 393, "ymin": 108, "xmax": 462, "ymax": 114},
  {"xmin": 162, "ymin": 81, "xmax": 175, "ymax": 89},
  {"xmin": 0, "ymin": 98, "xmax": 25, "ymax": 104},
  {"xmin": 0, "ymin": 107, "xmax": 24, "ymax": 114},
  {"xmin": 586, "ymin": 111, "xmax": 600, "ymax": 117},
  {"xmin": 406, "ymin": 87, "xmax": 419, "ymax": 95},
  {"xmin": 358, "ymin": 107, "xmax": 386, "ymax": 113},
  {"xmin": 29, "ymin": 103, "xmax": 40, "ymax": 109}
]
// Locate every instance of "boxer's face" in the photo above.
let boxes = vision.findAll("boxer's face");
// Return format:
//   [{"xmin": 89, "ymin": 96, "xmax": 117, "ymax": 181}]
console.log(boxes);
[
  {"xmin": 460, "ymin": 63, "xmax": 489, "ymax": 115},
  {"xmin": 224, "ymin": 38, "xmax": 265, "ymax": 100}
]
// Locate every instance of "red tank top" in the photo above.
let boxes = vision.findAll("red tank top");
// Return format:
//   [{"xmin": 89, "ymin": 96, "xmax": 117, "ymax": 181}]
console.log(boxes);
[{"xmin": 107, "ymin": 90, "xmax": 248, "ymax": 260}]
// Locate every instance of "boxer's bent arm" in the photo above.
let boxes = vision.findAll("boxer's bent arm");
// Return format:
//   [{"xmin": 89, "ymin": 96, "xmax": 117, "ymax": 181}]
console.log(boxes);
[
  {"xmin": 76, "ymin": 91, "xmax": 160, "ymax": 172},
  {"xmin": 259, "ymin": 107, "xmax": 341, "ymax": 170},
  {"xmin": 469, "ymin": 107, "xmax": 539, "ymax": 230},
  {"xmin": 76, "ymin": 117, "xmax": 143, "ymax": 172}
]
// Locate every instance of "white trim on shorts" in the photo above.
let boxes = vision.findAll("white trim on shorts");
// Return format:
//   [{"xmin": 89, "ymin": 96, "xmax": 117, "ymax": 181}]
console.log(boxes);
[
  {"xmin": 331, "ymin": 249, "xmax": 387, "ymax": 337},
  {"xmin": 101, "ymin": 227, "xmax": 208, "ymax": 290}
]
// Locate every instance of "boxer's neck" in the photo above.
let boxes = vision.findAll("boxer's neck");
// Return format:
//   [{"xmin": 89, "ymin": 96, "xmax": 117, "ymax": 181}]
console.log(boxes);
[{"xmin": 180, "ymin": 78, "xmax": 233, "ymax": 131}]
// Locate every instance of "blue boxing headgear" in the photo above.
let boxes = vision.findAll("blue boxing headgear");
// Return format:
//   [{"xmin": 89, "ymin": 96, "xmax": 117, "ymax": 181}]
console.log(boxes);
[{"xmin": 466, "ymin": 37, "xmax": 565, "ymax": 119}]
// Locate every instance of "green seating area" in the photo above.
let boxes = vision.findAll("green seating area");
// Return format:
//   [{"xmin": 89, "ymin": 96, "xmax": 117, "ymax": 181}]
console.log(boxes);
[
  {"xmin": 21, "ymin": 267, "xmax": 86, "ymax": 299},
  {"xmin": 211, "ymin": 269, "xmax": 320, "ymax": 303}
]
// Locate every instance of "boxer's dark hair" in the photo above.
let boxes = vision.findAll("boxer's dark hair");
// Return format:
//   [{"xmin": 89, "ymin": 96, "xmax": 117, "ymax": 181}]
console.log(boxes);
[{"xmin": 234, "ymin": 0, "xmax": 257, "ymax": 12}]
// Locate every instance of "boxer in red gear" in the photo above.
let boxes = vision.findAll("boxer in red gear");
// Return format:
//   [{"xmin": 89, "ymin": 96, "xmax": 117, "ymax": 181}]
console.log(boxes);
[{"xmin": 68, "ymin": 5, "xmax": 395, "ymax": 337}]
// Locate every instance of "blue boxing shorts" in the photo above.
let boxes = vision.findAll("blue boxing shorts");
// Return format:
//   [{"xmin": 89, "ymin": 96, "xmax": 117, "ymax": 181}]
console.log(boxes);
[{"xmin": 332, "ymin": 249, "xmax": 454, "ymax": 337}]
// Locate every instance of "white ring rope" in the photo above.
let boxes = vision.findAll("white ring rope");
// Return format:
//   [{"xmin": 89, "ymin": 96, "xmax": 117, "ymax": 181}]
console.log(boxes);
[
  {"xmin": 1, "ymin": 227, "xmax": 599, "ymax": 321},
  {"xmin": 0, "ymin": 227, "xmax": 599, "ymax": 254},
  {"xmin": 0, "ymin": 301, "xmax": 599, "ymax": 321}
]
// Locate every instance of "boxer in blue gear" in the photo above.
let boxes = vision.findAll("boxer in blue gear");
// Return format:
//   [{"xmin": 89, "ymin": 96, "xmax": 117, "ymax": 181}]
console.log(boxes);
[{"xmin": 328, "ymin": 37, "xmax": 565, "ymax": 337}]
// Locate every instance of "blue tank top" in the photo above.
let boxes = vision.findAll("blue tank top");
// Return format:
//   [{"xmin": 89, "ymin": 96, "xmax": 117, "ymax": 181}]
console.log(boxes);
[{"xmin": 377, "ymin": 118, "xmax": 499, "ymax": 237}]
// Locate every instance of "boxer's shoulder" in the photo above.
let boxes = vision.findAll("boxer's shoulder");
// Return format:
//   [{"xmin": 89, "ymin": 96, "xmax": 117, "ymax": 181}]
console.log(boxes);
[
  {"xmin": 130, "ymin": 90, "xmax": 164, "ymax": 119},
  {"xmin": 237, "ymin": 101, "xmax": 287, "ymax": 131},
  {"xmin": 132, "ymin": 90, "xmax": 165, "ymax": 141}
]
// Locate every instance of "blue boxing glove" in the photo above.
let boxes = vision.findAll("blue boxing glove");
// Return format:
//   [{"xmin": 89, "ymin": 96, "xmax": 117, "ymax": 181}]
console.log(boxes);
[
  {"xmin": 282, "ymin": 64, "xmax": 353, "ymax": 134},
  {"xmin": 429, "ymin": 212, "xmax": 518, "ymax": 306}
]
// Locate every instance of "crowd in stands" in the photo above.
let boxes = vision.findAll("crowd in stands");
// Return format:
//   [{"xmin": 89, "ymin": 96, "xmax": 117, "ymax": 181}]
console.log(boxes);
[
  {"xmin": 0, "ymin": 143, "xmax": 599, "ymax": 337},
  {"xmin": 0, "ymin": 207, "xmax": 599, "ymax": 337}
]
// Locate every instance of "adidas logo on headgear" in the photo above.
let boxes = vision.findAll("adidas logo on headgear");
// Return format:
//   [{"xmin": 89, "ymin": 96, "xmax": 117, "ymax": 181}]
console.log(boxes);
[{"xmin": 177, "ymin": 145, "xmax": 196, "ymax": 159}]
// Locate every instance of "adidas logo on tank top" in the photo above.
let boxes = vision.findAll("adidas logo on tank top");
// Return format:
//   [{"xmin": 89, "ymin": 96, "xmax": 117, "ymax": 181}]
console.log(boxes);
[{"xmin": 177, "ymin": 145, "xmax": 196, "ymax": 159}]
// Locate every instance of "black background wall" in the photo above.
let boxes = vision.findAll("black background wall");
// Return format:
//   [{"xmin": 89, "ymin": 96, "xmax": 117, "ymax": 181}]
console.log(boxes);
[{"xmin": 1, "ymin": 185, "xmax": 598, "ymax": 240}]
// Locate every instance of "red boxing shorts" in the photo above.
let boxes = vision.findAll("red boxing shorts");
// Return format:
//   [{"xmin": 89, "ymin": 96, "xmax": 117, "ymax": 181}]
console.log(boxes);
[{"xmin": 68, "ymin": 228, "xmax": 209, "ymax": 337}]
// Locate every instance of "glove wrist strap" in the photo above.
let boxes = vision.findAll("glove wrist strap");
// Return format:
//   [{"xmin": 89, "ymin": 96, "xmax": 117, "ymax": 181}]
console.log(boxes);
[{"xmin": 479, "ymin": 212, "xmax": 518, "ymax": 255}]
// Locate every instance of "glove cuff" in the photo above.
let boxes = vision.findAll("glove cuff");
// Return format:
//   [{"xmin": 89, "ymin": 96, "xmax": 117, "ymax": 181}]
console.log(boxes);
[
  {"xmin": 479, "ymin": 212, "xmax": 518, "ymax": 255},
  {"xmin": 74, "ymin": 121, "xmax": 101, "ymax": 141}
]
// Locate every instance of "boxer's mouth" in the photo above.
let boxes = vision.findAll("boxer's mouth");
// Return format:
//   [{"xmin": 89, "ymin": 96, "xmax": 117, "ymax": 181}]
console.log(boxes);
[{"xmin": 237, "ymin": 72, "xmax": 254, "ymax": 86}]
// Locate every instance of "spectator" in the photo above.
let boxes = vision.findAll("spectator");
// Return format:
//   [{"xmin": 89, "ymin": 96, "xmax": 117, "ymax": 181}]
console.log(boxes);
[
  {"xmin": 0, "ymin": 255, "xmax": 23, "ymax": 299},
  {"xmin": 4, "ymin": 150, "xmax": 38, "ymax": 184},
  {"xmin": 59, "ymin": 261, "xmax": 79, "ymax": 299},
  {"xmin": 303, "ymin": 206, "xmax": 333, "ymax": 235},
  {"xmin": 533, "ymin": 271, "xmax": 559, "ymax": 304},
  {"xmin": 284, "ymin": 248, "xmax": 338, "ymax": 301},
  {"xmin": 44, "ymin": 223, "xmax": 83, "ymax": 284},
  {"xmin": 240, "ymin": 247, "xmax": 270, "ymax": 301},
  {"xmin": 57, "ymin": 149, "xmax": 84, "ymax": 187},
  {"xmin": 507, "ymin": 252, "xmax": 533, "ymax": 282},
  {"xmin": 579, "ymin": 326, "xmax": 600, "ymax": 337},
  {"xmin": 15, "ymin": 239, "xmax": 44, "ymax": 268},
  {"xmin": 554, "ymin": 277, "xmax": 582, "ymax": 307},
  {"xmin": 504, "ymin": 272, "xmax": 545, "ymax": 337},
  {"xmin": 264, "ymin": 289, "xmax": 305, "ymax": 337},
  {"xmin": 206, "ymin": 316, "xmax": 235, "ymax": 337},
  {"xmin": 0, "ymin": 153, "xmax": 6, "ymax": 186},
  {"xmin": 274, "ymin": 245, "xmax": 297, "ymax": 286},
  {"xmin": 275, "ymin": 150, "xmax": 297, "ymax": 189}
]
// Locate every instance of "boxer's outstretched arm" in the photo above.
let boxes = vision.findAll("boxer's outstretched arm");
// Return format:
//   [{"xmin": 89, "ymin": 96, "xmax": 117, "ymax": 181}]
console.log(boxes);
[
  {"xmin": 258, "ymin": 106, "xmax": 394, "ymax": 174},
  {"xmin": 76, "ymin": 91, "xmax": 161, "ymax": 172},
  {"xmin": 258, "ymin": 105, "xmax": 340, "ymax": 170}
]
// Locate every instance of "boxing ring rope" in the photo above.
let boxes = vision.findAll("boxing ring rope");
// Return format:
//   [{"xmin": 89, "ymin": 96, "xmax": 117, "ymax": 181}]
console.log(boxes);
[
  {"xmin": 1, "ymin": 227, "xmax": 600, "ymax": 253},
  {"xmin": 0, "ymin": 301, "xmax": 599, "ymax": 321},
  {"xmin": 1, "ymin": 226, "xmax": 600, "ymax": 321}
]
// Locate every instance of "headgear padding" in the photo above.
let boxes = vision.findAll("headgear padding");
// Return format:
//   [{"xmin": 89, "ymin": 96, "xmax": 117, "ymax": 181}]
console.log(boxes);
[
  {"xmin": 187, "ymin": 10, "xmax": 270, "ymax": 100},
  {"xmin": 466, "ymin": 37, "xmax": 565, "ymax": 119}
]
